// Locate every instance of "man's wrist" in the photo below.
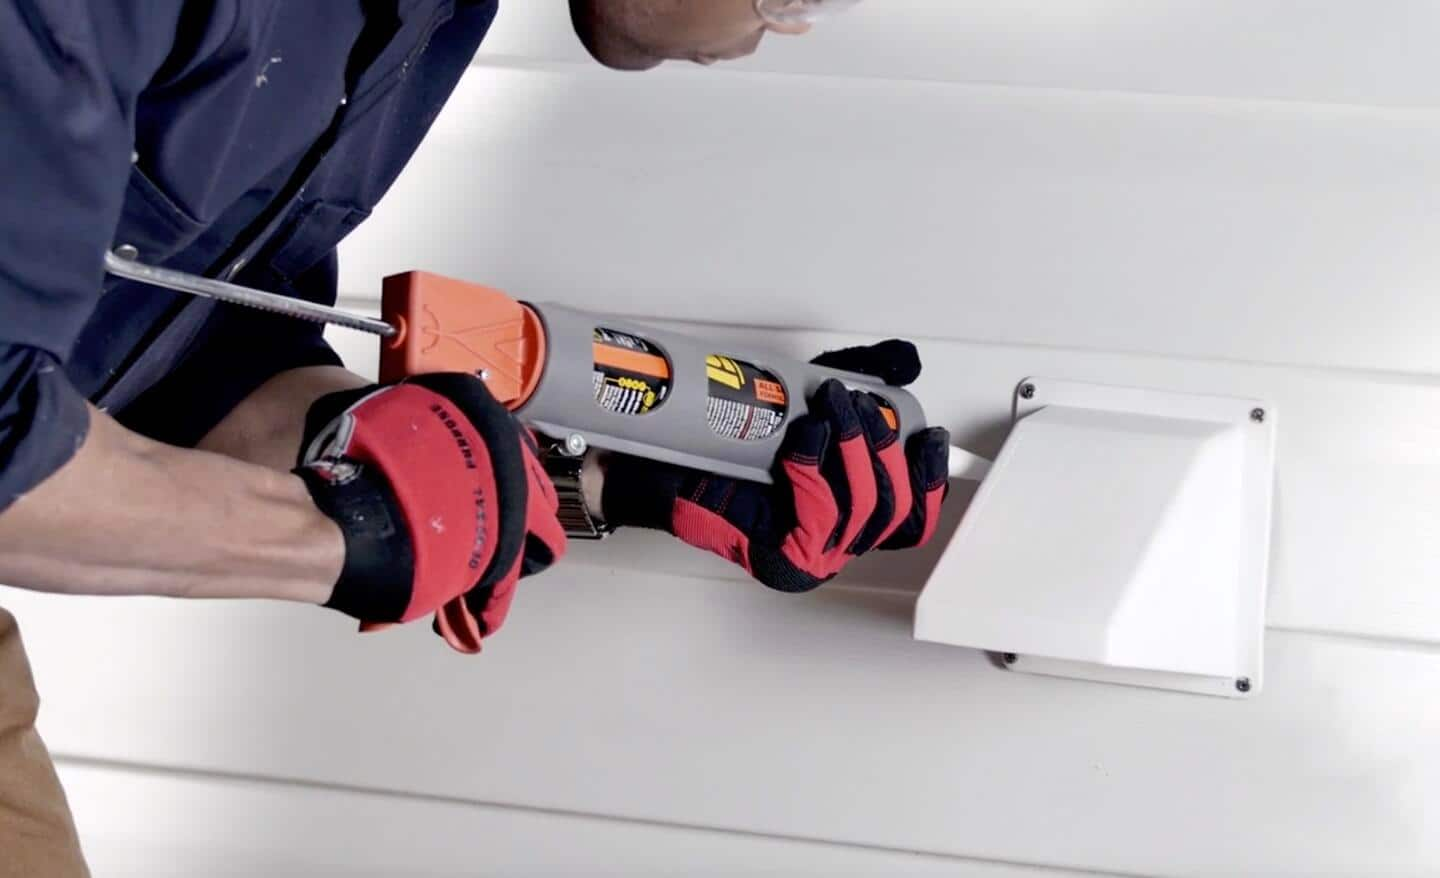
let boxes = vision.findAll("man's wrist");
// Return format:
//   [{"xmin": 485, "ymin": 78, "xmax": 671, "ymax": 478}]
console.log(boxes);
[
  {"xmin": 280, "ymin": 472, "xmax": 347, "ymax": 606},
  {"xmin": 295, "ymin": 466, "xmax": 414, "ymax": 620},
  {"xmin": 215, "ymin": 468, "xmax": 345, "ymax": 606},
  {"xmin": 597, "ymin": 453, "xmax": 687, "ymax": 532}
]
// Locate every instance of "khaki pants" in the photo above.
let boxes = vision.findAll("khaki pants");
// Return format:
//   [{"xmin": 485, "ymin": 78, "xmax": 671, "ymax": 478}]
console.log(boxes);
[{"xmin": 0, "ymin": 609, "xmax": 88, "ymax": 877}]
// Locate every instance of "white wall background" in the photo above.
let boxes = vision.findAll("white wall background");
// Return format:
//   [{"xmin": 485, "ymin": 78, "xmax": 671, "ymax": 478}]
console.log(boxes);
[{"xmin": 8, "ymin": 3, "xmax": 1440, "ymax": 875}]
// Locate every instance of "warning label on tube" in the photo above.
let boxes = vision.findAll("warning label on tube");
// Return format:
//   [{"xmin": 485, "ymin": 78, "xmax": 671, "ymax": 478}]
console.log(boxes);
[
  {"xmin": 592, "ymin": 327, "xmax": 671, "ymax": 415},
  {"xmin": 706, "ymin": 355, "xmax": 788, "ymax": 442}
]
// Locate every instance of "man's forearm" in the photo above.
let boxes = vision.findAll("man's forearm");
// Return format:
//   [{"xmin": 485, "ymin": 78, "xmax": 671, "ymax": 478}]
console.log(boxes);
[{"xmin": 0, "ymin": 406, "xmax": 341, "ymax": 603}]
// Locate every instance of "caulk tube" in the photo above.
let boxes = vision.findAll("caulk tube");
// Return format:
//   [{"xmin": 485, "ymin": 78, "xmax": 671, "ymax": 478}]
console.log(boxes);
[{"xmin": 516, "ymin": 303, "xmax": 988, "ymax": 485}]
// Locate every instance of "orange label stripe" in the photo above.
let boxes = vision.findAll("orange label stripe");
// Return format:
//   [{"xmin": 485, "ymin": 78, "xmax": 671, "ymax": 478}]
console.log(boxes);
[
  {"xmin": 593, "ymin": 342, "xmax": 671, "ymax": 380},
  {"xmin": 879, "ymin": 405, "xmax": 899, "ymax": 430}
]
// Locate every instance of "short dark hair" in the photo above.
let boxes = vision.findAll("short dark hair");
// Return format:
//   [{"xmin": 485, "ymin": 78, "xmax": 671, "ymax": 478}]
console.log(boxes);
[{"xmin": 568, "ymin": 0, "xmax": 677, "ymax": 70}]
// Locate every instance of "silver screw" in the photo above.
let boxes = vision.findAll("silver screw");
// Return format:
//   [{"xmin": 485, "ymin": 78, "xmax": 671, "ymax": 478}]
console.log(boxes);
[
  {"xmin": 478, "ymin": 369, "xmax": 491, "ymax": 382},
  {"xmin": 564, "ymin": 433, "xmax": 588, "ymax": 457},
  {"xmin": 113, "ymin": 244, "xmax": 139, "ymax": 261},
  {"xmin": 1235, "ymin": 677, "xmax": 1251, "ymax": 693},
  {"xmin": 1250, "ymin": 408, "xmax": 1266, "ymax": 423},
  {"xmin": 1019, "ymin": 384, "xmax": 1036, "ymax": 400},
  {"xmin": 1002, "ymin": 652, "xmax": 1018, "ymax": 665}
]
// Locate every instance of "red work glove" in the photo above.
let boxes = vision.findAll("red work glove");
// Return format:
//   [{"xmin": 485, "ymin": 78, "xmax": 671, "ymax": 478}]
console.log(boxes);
[
  {"xmin": 295, "ymin": 373, "xmax": 566, "ymax": 652},
  {"xmin": 601, "ymin": 340, "xmax": 950, "ymax": 592}
]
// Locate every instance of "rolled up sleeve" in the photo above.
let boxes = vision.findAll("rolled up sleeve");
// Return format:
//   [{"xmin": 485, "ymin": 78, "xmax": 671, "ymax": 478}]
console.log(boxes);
[{"xmin": 0, "ymin": 346, "xmax": 90, "ymax": 512}]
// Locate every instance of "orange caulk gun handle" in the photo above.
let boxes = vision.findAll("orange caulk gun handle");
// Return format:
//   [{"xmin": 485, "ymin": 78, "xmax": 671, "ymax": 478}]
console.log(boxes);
[{"xmin": 379, "ymin": 272, "xmax": 547, "ymax": 409}]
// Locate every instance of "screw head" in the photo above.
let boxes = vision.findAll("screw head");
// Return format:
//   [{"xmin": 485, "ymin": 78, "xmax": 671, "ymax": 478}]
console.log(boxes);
[
  {"xmin": 1250, "ymin": 408, "xmax": 1266, "ymax": 423},
  {"xmin": 563, "ymin": 433, "xmax": 588, "ymax": 457},
  {"xmin": 1002, "ymin": 652, "xmax": 1018, "ymax": 665},
  {"xmin": 1235, "ymin": 677, "xmax": 1252, "ymax": 693},
  {"xmin": 113, "ymin": 244, "xmax": 139, "ymax": 261},
  {"xmin": 1019, "ymin": 383, "xmax": 1036, "ymax": 400},
  {"xmin": 478, "ymin": 369, "xmax": 491, "ymax": 382}
]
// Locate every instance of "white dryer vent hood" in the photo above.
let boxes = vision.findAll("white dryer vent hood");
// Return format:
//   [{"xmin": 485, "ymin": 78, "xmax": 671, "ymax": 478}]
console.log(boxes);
[{"xmin": 917, "ymin": 378, "xmax": 1276, "ymax": 698}]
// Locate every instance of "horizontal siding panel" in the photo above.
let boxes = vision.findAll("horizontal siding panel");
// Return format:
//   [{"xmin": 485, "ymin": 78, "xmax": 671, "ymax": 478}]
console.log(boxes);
[
  {"xmin": 7, "ymin": 579, "xmax": 1438, "ymax": 876},
  {"xmin": 325, "ymin": 319, "xmax": 1440, "ymax": 648},
  {"xmin": 337, "ymin": 67, "xmax": 1440, "ymax": 376},
  {"xmin": 477, "ymin": 2, "xmax": 1440, "ymax": 108},
  {"xmin": 58, "ymin": 763, "xmax": 1057, "ymax": 877}
]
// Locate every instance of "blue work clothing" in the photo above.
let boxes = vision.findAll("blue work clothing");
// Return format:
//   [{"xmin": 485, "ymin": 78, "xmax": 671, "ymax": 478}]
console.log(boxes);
[{"xmin": 0, "ymin": 0, "xmax": 498, "ymax": 510}]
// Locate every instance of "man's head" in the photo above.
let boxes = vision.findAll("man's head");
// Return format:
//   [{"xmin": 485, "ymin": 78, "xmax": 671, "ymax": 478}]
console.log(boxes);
[{"xmin": 569, "ymin": 0, "xmax": 843, "ymax": 71}]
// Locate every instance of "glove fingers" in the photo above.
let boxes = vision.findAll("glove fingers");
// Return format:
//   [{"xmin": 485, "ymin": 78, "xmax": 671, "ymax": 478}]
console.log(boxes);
[
  {"xmin": 807, "ymin": 381, "xmax": 876, "ymax": 567},
  {"xmin": 435, "ymin": 596, "xmax": 484, "ymax": 654},
  {"xmin": 775, "ymin": 416, "xmax": 839, "ymax": 573},
  {"xmin": 519, "ymin": 440, "xmax": 567, "ymax": 577},
  {"xmin": 404, "ymin": 372, "xmax": 531, "ymax": 600},
  {"xmin": 880, "ymin": 427, "xmax": 951, "ymax": 551},
  {"xmin": 823, "ymin": 379, "xmax": 875, "ymax": 561},
  {"xmin": 478, "ymin": 554, "xmax": 526, "ymax": 638},
  {"xmin": 848, "ymin": 391, "xmax": 913, "ymax": 555},
  {"xmin": 809, "ymin": 340, "xmax": 922, "ymax": 387},
  {"xmin": 781, "ymin": 394, "xmax": 834, "ymax": 463},
  {"xmin": 456, "ymin": 439, "xmax": 567, "ymax": 646}
]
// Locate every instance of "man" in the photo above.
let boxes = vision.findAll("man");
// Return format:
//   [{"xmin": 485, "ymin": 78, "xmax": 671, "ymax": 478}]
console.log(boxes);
[{"xmin": 0, "ymin": 1, "xmax": 949, "ymax": 873}]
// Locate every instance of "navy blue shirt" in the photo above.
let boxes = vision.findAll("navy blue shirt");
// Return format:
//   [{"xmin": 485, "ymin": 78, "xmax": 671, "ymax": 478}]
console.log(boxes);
[{"xmin": 0, "ymin": 0, "xmax": 497, "ymax": 510}]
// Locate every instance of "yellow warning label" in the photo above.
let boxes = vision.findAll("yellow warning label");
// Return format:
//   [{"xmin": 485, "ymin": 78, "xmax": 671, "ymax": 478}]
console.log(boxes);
[
  {"xmin": 706, "ymin": 355, "xmax": 744, "ymax": 390},
  {"xmin": 705, "ymin": 354, "xmax": 789, "ymax": 442}
]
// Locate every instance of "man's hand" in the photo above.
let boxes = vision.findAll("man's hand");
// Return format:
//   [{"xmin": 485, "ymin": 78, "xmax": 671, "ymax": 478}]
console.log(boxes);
[
  {"xmin": 0, "ymin": 366, "xmax": 566, "ymax": 654},
  {"xmin": 600, "ymin": 341, "xmax": 950, "ymax": 592},
  {"xmin": 296, "ymin": 373, "xmax": 567, "ymax": 653}
]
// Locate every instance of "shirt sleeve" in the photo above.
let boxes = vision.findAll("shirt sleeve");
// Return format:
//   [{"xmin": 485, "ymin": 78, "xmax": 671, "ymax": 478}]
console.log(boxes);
[
  {"xmin": 0, "ymin": 2, "xmax": 184, "ymax": 509},
  {"xmin": 115, "ymin": 251, "xmax": 347, "ymax": 448},
  {"xmin": 0, "ymin": 1, "xmax": 185, "ymax": 353},
  {"xmin": 0, "ymin": 346, "xmax": 91, "ymax": 512}
]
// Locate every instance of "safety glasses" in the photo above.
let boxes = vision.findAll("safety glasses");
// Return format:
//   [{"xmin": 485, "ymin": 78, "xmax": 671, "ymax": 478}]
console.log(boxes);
[{"xmin": 754, "ymin": 0, "xmax": 864, "ymax": 27}]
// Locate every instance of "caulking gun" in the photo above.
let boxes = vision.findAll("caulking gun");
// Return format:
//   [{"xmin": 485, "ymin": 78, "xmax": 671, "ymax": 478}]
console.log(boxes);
[{"xmin": 104, "ymin": 251, "xmax": 990, "ymax": 490}]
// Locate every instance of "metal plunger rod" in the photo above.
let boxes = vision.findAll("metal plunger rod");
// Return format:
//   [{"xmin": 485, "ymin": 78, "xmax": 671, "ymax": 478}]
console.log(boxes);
[{"xmin": 103, "ymin": 250, "xmax": 396, "ymax": 337}]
